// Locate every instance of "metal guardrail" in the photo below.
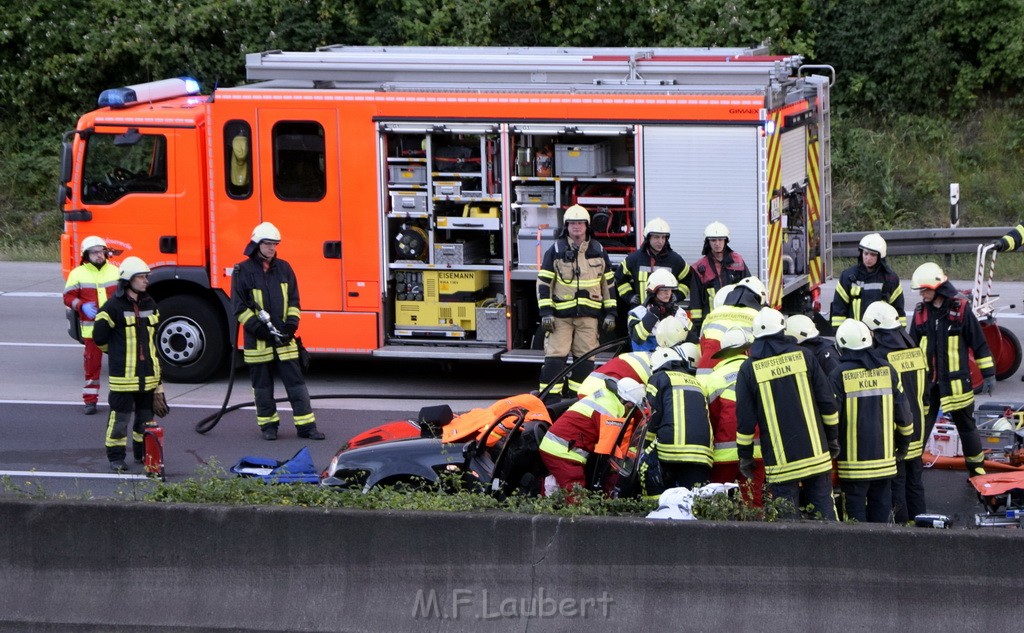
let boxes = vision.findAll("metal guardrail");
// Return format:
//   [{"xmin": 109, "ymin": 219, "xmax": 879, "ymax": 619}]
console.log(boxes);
[{"xmin": 833, "ymin": 226, "xmax": 1013, "ymax": 258}]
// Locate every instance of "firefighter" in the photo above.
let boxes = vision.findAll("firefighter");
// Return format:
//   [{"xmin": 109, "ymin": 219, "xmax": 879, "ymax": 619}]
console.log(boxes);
[
  {"xmin": 909, "ymin": 262, "xmax": 994, "ymax": 478},
  {"xmin": 830, "ymin": 233, "xmax": 905, "ymax": 329},
  {"xmin": 696, "ymin": 276, "xmax": 765, "ymax": 371},
  {"xmin": 538, "ymin": 377, "xmax": 647, "ymax": 493},
  {"xmin": 232, "ymin": 222, "xmax": 324, "ymax": 441},
  {"xmin": 626, "ymin": 269, "xmax": 688, "ymax": 352},
  {"xmin": 614, "ymin": 217, "xmax": 691, "ymax": 312},
  {"xmin": 577, "ymin": 314, "xmax": 690, "ymax": 398},
  {"xmin": 63, "ymin": 236, "xmax": 120, "ymax": 415},
  {"xmin": 785, "ymin": 314, "xmax": 839, "ymax": 377},
  {"xmin": 863, "ymin": 300, "xmax": 929, "ymax": 522},
  {"xmin": 537, "ymin": 204, "xmax": 617, "ymax": 399},
  {"xmin": 991, "ymin": 224, "xmax": 1024, "ymax": 252},
  {"xmin": 645, "ymin": 344, "xmax": 713, "ymax": 490},
  {"xmin": 829, "ymin": 319, "xmax": 913, "ymax": 523},
  {"xmin": 91, "ymin": 257, "xmax": 160, "ymax": 472},
  {"xmin": 690, "ymin": 221, "xmax": 751, "ymax": 336},
  {"xmin": 736, "ymin": 307, "xmax": 840, "ymax": 520}
]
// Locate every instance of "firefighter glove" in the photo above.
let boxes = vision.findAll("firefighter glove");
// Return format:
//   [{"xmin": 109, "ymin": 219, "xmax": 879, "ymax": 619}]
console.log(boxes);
[
  {"xmin": 82, "ymin": 302, "xmax": 98, "ymax": 319},
  {"xmin": 738, "ymin": 457, "xmax": 755, "ymax": 480},
  {"xmin": 894, "ymin": 443, "xmax": 908, "ymax": 462},
  {"xmin": 982, "ymin": 375, "xmax": 996, "ymax": 396},
  {"xmin": 541, "ymin": 315, "xmax": 555, "ymax": 333},
  {"xmin": 152, "ymin": 383, "xmax": 170, "ymax": 418},
  {"xmin": 253, "ymin": 321, "xmax": 271, "ymax": 340},
  {"xmin": 282, "ymin": 322, "xmax": 297, "ymax": 338},
  {"xmin": 629, "ymin": 294, "xmax": 641, "ymax": 308},
  {"xmin": 602, "ymin": 314, "xmax": 616, "ymax": 333},
  {"xmin": 828, "ymin": 438, "xmax": 841, "ymax": 459},
  {"xmin": 991, "ymin": 240, "xmax": 1007, "ymax": 253}
]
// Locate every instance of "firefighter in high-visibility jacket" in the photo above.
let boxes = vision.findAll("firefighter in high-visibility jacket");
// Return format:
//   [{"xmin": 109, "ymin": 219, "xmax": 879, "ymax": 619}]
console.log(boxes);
[
  {"xmin": 626, "ymin": 269, "xmax": 687, "ymax": 352},
  {"xmin": 538, "ymin": 377, "xmax": 646, "ymax": 493},
  {"xmin": 577, "ymin": 314, "xmax": 690, "ymax": 398},
  {"xmin": 829, "ymin": 319, "xmax": 913, "ymax": 523},
  {"xmin": 63, "ymin": 236, "xmax": 120, "ymax": 415},
  {"xmin": 645, "ymin": 344, "xmax": 713, "ymax": 490},
  {"xmin": 830, "ymin": 233, "xmax": 905, "ymax": 328},
  {"xmin": 696, "ymin": 276, "xmax": 765, "ymax": 372},
  {"xmin": 908, "ymin": 262, "xmax": 995, "ymax": 478},
  {"xmin": 690, "ymin": 221, "xmax": 751, "ymax": 337},
  {"xmin": 91, "ymin": 257, "xmax": 160, "ymax": 472},
  {"xmin": 537, "ymin": 205, "xmax": 617, "ymax": 398},
  {"xmin": 863, "ymin": 300, "xmax": 929, "ymax": 522},
  {"xmin": 736, "ymin": 308, "xmax": 840, "ymax": 520}
]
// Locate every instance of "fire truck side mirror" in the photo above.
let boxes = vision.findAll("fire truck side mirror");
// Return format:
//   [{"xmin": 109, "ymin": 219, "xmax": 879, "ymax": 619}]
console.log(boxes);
[{"xmin": 59, "ymin": 140, "xmax": 73, "ymax": 183}]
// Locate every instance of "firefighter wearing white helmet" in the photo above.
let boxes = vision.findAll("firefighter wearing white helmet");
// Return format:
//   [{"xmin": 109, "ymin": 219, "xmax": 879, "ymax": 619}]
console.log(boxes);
[
  {"xmin": 91, "ymin": 256, "xmax": 160, "ymax": 472},
  {"xmin": 908, "ymin": 262, "xmax": 994, "ymax": 478},
  {"xmin": 626, "ymin": 268, "xmax": 685, "ymax": 352},
  {"xmin": 829, "ymin": 318, "xmax": 913, "ymax": 523},
  {"xmin": 539, "ymin": 375, "xmax": 644, "ymax": 493},
  {"xmin": 861, "ymin": 300, "xmax": 929, "ymax": 521},
  {"xmin": 537, "ymin": 204, "xmax": 616, "ymax": 400},
  {"xmin": 830, "ymin": 232, "xmax": 904, "ymax": 329},
  {"xmin": 233, "ymin": 222, "xmax": 324, "ymax": 441},
  {"xmin": 691, "ymin": 221, "xmax": 751, "ymax": 343},
  {"xmin": 63, "ymin": 235, "xmax": 120, "ymax": 415},
  {"xmin": 614, "ymin": 216, "xmax": 691, "ymax": 319},
  {"xmin": 735, "ymin": 306, "xmax": 840, "ymax": 519},
  {"xmin": 655, "ymin": 313, "xmax": 691, "ymax": 348},
  {"xmin": 645, "ymin": 342, "xmax": 714, "ymax": 491},
  {"xmin": 786, "ymin": 313, "xmax": 838, "ymax": 377},
  {"xmin": 695, "ymin": 276, "xmax": 764, "ymax": 372}
]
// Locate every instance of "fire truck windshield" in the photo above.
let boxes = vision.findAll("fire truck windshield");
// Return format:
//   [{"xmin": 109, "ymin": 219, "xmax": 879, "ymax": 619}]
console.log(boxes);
[{"xmin": 81, "ymin": 132, "xmax": 168, "ymax": 204}]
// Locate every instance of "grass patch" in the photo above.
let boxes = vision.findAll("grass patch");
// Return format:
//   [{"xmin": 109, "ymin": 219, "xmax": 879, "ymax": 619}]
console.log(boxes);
[
  {"xmin": 835, "ymin": 254, "xmax": 1024, "ymax": 283},
  {"xmin": 0, "ymin": 240, "xmax": 59, "ymax": 262}
]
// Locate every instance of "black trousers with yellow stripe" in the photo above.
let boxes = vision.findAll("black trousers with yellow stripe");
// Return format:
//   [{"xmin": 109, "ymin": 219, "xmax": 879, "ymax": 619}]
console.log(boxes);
[
  {"xmin": 105, "ymin": 390, "xmax": 152, "ymax": 462},
  {"xmin": 248, "ymin": 358, "xmax": 315, "ymax": 429}
]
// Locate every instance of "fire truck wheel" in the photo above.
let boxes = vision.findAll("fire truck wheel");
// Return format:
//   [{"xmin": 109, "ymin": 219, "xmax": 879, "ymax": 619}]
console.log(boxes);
[
  {"xmin": 156, "ymin": 295, "xmax": 227, "ymax": 383},
  {"xmin": 995, "ymin": 325, "xmax": 1022, "ymax": 381}
]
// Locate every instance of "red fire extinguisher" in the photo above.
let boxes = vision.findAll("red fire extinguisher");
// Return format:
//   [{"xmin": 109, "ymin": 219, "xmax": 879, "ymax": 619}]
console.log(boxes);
[{"xmin": 143, "ymin": 423, "xmax": 165, "ymax": 481}]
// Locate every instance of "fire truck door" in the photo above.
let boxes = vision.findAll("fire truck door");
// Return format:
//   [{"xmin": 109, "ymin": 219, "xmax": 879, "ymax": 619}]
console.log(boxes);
[{"xmin": 257, "ymin": 109, "xmax": 343, "ymax": 311}]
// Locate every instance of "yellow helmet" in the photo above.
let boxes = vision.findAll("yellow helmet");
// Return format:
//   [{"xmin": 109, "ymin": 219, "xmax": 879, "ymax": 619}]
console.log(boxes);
[
  {"xmin": 836, "ymin": 318, "xmax": 873, "ymax": 351},
  {"xmin": 643, "ymin": 217, "xmax": 671, "ymax": 238},
  {"xmin": 753, "ymin": 307, "xmax": 786, "ymax": 338},
  {"xmin": 646, "ymin": 268, "xmax": 678, "ymax": 293},
  {"xmin": 563, "ymin": 204, "xmax": 590, "ymax": 224},
  {"xmin": 118, "ymin": 256, "xmax": 151, "ymax": 281},
  {"xmin": 704, "ymin": 221, "xmax": 730, "ymax": 240},
  {"xmin": 911, "ymin": 262, "xmax": 947, "ymax": 290},
  {"xmin": 251, "ymin": 221, "xmax": 282, "ymax": 243},
  {"xmin": 859, "ymin": 233, "xmax": 887, "ymax": 258},
  {"xmin": 81, "ymin": 235, "xmax": 107, "ymax": 255},
  {"xmin": 784, "ymin": 314, "xmax": 819, "ymax": 343},
  {"xmin": 654, "ymin": 314, "xmax": 691, "ymax": 347},
  {"xmin": 862, "ymin": 301, "xmax": 902, "ymax": 331}
]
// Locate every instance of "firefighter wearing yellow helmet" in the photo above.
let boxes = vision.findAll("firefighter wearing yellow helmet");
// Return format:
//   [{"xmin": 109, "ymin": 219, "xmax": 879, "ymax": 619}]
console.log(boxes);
[
  {"xmin": 537, "ymin": 204, "xmax": 616, "ymax": 399},
  {"xmin": 690, "ymin": 221, "xmax": 751, "ymax": 341},
  {"xmin": 614, "ymin": 216, "xmax": 692, "ymax": 322},
  {"xmin": 830, "ymin": 232, "xmax": 904, "ymax": 329},
  {"xmin": 908, "ymin": 262, "xmax": 994, "ymax": 478}
]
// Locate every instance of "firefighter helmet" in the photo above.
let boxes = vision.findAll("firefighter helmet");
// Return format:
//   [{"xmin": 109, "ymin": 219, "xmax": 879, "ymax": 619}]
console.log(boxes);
[
  {"xmin": 753, "ymin": 307, "xmax": 786, "ymax": 338},
  {"xmin": 616, "ymin": 377, "xmax": 646, "ymax": 406},
  {"xmin": 654, "ymin": 314, "xmax": 691, "ymax": 347},
  {"xmin": 643, "ymin": 217, "xmax": 671, "ymax": 238},
  {"xmin": 784, "ymin": 314, "xmax": 819, "ymax": 343},
  {"xmin": 712, "ymin": 327, "xmax": 754, "ymax": 359},
  {"xmin": 713, "ymin": 284, "xmax": 737, "ymax": 310},
  {"xmin": 736, "ymin": 276, "xmax": 768, "ymax": 306},
  {"xmin": 118, "ymin": 256, "xmax": 151, "ymax": 281},
  {"xmin": 836, "ymin": 318, "xmax": 873, "ymax": 351},
  {"xmin": 862, "ymin": 301, "xmax": 902, "ymax": 331},
  {"xmin": 650, "ymin": 346, "xmax": 682, "ymax": 372},
  {"xmin": 563, "ymin": 204, "xmax": 590, "ymax": 224},
  {"xmin": 911, "ymin": 262, "xmax": 947, "ymax": 290},
  {"xmin": 704, "ymin": 221, "xmax": 730, "ymax": 240},
  {"xmin": 646, "ymin": 268, "xmax": 679, "ymax": 293},
  {"xmin": 81, "ymin": 235, "xmax": 107, "ymax": 255},
  {"xmin": 859, "ymin": 233, "xmax": 887, "ymax": 258},
  {"xmin": 251, "ymin": 221, "xmax": 282, "ymax": 244},
  {"xmin": 676, "ymin": 342, "xmax": 700, "ymax": 370}
]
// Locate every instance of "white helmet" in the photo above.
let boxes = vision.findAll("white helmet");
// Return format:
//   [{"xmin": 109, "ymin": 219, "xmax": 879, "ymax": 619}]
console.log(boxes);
[
  {"xmin": 646, "ymin": 269, "xmax": 679, "ymax": 293},
  {"xmin": 712, "ymin": 327, "xmax": 754, "ymax": 359},
  {"xmin": 251, "ymin": 221, "xmax": 282, "ymax": 243},
  {"xmin": 616, "ymin": 377, "xmax": 646, "ymax": 406},
  {"xmin": 650, "ymin": 346, "xmax": 683, "ymax": 372},
  {"xmin": 785, "ymin": 314, "xmax": 819, "ymax": 343},
  {"xmin": 862, "ymin": 301, "xmax": 902, "ymax": 331},
  {"xmin": 859, "ymin": 233, "xmax": 887, "ymax": 258},
  {"xmin": 118, "ymin": 256, "xmax": 151, "ymax": 281},
  {"xmin": 736, "ymin": 276, "xmax": 768, "ymax": 306},
  {"xmin": 654, "ymin": 314, "xmax": 691, "ymax": 347},
  {"xmin": 911, "ymin": 262, "xmax": 947, "ymax": 290},
  {"xmin": 753, "ymin": 307, "xmax": 786, "ymax": 338},
  {"xmin": 713, "ymin": 284, "xmax": 737, "ymax": 310},
  {"xmin": 704, "ymin": 221, "xmax": 730, "ymax": 240},
  {"xmin": 563, "ymin": 204, "xmax": 590, "ymax": 224},
  {"xmin": 81, "ymin": 235, "xmax": 107, "ymax": 255},
  {"xmin": 836, "ymin": 318, "xmax": 873, "ymax": 351},
  {"xmin": 643, "ymin": 217, "xmax": 671, "ymax": 238},
  {"xmin": 676, "ymin": 342, "xmax": 700, "ymax": 370}
]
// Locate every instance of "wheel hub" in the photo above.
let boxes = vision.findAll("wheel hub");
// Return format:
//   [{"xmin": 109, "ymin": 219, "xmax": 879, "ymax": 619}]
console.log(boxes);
[{"xmin": 159, "ymin": 317, "xmax": 205, "ymax": 365}]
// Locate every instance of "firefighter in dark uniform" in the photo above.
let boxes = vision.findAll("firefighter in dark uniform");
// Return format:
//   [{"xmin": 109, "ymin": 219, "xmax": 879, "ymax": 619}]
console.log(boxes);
[
  {"xmin": 537, "ymin": 204, "xmax": 617, "ymax": 399},
  {"xmin": 785, "ymin": 314, "xmax": 839, "ymax": 377},
  {"xmin": 92, "ymin": 256, "xmax": 160, "ymax": 472},
  {"xmin": 690, "ymin": 221, "xmax": 751, "ymax": 339},
  {"xmin": 736, "ymin": 307, "xmax": 840, "ymax": 520},
  {"xmin": 863, "ymin": 300, "xmax": 929, "ymax": 522},
  {"xmin": 233, "ymin": 222, "xmax": 324, "ymax": 441},
  {"xmin": 830, "ymin": 233, "xmax": 905, "ymax": 329},
  {"xmin": 909, "ymin": 262, "xmax": 994, "ymax": 478},
  {"xmin": 615, "ymin": 216, "xmax": 691, "ymax": 313},
  {"xmin": 992, "ymin": 223, "xmax": 1024, "ymax": 253},
  {"xmin": 829, "ymin": 319, "xmax": 913, "ymax": 523}
]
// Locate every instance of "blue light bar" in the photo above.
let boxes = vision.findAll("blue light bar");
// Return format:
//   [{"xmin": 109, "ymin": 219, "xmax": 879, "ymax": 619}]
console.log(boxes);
[{"xmin": 98, "ymin": 77, "xmax": 201, "ymax": 108}]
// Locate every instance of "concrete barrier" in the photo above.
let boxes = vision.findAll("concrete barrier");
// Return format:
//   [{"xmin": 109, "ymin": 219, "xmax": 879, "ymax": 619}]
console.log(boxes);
[{"xmin": 1, "ymin": 498, "xmax": 1022, "ymax": 632}]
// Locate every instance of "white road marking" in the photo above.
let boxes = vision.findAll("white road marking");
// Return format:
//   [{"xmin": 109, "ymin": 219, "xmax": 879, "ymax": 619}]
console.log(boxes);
[
  {"xmin": 0, "ymin": 398, "xmax": 249, "ymax": 409},
  {"xmin": 0, "ymin": 292, "xmax": 63, "ymax": 298},
  {"xmin": 0, "ymin": 470, "xmax": 150, "ymax": 481},
  {"xmin": 0, "ymin": 342, "xmax": 81, "ymax": 348}
]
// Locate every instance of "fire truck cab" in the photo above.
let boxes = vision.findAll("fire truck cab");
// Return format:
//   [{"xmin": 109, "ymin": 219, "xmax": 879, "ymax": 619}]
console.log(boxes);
[{"xmin": 59, "ymin": 46, "xmax": 834, "ymax": 382}]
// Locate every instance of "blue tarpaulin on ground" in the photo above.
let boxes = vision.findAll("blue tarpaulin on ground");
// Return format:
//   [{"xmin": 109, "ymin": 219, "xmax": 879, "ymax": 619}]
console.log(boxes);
[{"xmin": 230, "ymin": 446, "xmax": 320, "ymax": 483}]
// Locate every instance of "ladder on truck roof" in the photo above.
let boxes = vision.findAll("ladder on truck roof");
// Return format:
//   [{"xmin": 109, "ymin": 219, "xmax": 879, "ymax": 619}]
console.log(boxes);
[{"xmin": 244, "ymin": 46, "xmax": 805, "ymax": 95}]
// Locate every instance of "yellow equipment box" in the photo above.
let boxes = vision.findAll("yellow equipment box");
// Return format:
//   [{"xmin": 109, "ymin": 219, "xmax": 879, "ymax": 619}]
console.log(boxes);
[
  {"xmin": 423, "ymin": 270, "xmax": 488, "ymax": 302},
  {"xmin": 395, "ymin": 300, "xmax": 477, "ymax": 330}
]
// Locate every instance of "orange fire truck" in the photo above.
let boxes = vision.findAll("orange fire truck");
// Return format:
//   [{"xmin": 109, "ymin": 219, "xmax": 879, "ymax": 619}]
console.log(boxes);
[{"xmin": 59, "ymin": 46, "xmax": 834, "ymax": 382}]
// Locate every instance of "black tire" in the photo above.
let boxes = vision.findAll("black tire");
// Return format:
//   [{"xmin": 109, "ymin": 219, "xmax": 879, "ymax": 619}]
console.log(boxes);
[
  {"xmin": 996, "ymin": 325, "xmax": 1022, "ymax": 381},
  {"xmin": 156, "ymin": 295, "xmax": 227, "ymax": 383}
]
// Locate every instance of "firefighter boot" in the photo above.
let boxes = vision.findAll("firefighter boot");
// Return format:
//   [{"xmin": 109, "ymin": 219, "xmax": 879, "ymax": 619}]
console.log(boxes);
[
  {"xmin": 297, "ymin": 423, "xmax": 326, "ymax": 440},
  {"xmin": 261, "ymin": 425, "xmax": 279, "ymax": 441},
  {"xmin": 83, "ymin": 403, "xmax": 97, "ymax": 415},
  {"xmin": 109, "ymin": 460, "xmax": 128, "ymax": 473}
]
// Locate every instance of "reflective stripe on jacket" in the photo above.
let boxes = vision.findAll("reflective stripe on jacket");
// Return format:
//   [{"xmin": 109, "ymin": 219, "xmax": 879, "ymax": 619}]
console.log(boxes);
[
  {"xmin": 63, "ymin": 262, "xmax": 120, "ymax": 339},
  {"xmin": 92, "ymin": 289, "xmax": 161, "ymax": 392},
  {"xmin": 646, "ymin": 366, "xmax": 713, "ymax": 466},
  {"xmin": 537, "ymin": 237, "xmax": 615, "ymax": 320},
  {"xmin": 232, "ymin": 256, "xmax": 302, "ymax": 364}
]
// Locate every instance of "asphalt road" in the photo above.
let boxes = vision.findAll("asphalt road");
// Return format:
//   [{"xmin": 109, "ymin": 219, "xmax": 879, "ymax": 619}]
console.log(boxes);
[{"xmin": 1, "ymin": 261, "xmax": 1022, "ymax": 526}]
